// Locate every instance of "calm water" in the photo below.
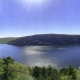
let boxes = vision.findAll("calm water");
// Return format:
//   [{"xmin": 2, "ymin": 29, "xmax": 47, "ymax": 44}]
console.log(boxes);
[{"xmin": 0, "ymin": 44, "xmax": 80, "ymax": 69}]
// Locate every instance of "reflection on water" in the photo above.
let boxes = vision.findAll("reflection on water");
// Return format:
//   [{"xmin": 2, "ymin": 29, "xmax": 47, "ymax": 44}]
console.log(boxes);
[
  {"xmin": 0, "ymin": 44, "xmax": 80, "ymax": 69},
  {"xmin": 22, "ymin": 46, "xmax": 60, "ymax": 69}
]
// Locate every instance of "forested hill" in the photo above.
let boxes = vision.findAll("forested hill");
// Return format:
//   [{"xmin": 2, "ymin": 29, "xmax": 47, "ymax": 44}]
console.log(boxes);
[
  {"xmin": 8, "ymin": 34, "xmax": 80, "ymax": 46},
  {"xmin": 0, "ymin": 37, "xmax": 18, "ymax": 44}
]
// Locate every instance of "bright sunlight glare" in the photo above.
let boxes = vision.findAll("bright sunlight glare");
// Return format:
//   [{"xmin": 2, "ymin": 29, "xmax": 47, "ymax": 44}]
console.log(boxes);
[
  {"xmin": 18, "ymin": 0, "xmax": 51, "ymax": 6},
  {"xmin": 22, "ymin": 0, "xmax": 48, "ymax": 4},
  {"xmin": 16, "ymin": 0, "xmax": 54, "ymax": 14},
  {"xmin": 16, "ymin": 0, "xmax": 52, "ymax": 13}
]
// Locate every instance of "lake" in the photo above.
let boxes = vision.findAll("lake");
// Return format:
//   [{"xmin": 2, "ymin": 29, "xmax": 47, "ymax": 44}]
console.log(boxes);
[{"xmin": 0, "ymin": 44, "xmax": 80, "ymax": 69}]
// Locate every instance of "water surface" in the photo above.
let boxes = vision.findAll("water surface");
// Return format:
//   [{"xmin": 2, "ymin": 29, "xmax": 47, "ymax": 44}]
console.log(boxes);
[{"xmin": 0, "ymin": 44, "xmax": 80, "ymax": 69}]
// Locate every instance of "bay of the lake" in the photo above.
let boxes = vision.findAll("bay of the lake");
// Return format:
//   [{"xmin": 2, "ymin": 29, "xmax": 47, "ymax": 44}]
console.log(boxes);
[{"xmin": 0, "ymin": 44, "xmax": 80, "ymax": 69}]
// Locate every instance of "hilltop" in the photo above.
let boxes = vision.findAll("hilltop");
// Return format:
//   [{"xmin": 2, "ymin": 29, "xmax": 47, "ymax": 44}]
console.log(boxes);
[{"xmin": 7, "ymin": 34, "xmax": 80, "ymax": 46}]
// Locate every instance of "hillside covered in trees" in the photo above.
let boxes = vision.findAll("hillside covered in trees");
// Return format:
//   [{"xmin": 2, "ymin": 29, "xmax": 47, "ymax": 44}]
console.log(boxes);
[
  {"xmin": 0, "ymin": 37, "xmax": 18, "ymax": 44},
  {"xmin": 1, "ymin": 57, "xmax": 80, "ymax": 80},
  {"xmin": 8, "ymin": 34, "xmax": 80, "ymax": 46}
]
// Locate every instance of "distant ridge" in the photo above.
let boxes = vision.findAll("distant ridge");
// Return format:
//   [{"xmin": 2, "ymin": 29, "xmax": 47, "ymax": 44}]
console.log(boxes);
[
  {"xmin": 7, "ymin": 34, "xmax": 80, "ymax": 46},
  {"xmin": 0, "ymin": 37, "xmax": 18, "ymax": 44}
]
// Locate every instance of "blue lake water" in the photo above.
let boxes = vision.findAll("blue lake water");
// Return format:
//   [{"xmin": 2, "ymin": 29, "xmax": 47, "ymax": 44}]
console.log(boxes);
[{"xmin": 0, "ymin": 44, "xmax": 80, "ymax": 69}]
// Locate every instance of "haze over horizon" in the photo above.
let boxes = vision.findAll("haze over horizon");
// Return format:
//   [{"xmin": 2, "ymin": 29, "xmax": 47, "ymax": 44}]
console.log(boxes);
[
  {"xmin": 1, "ymin": 33, "xmax": 80, "ymax": 38},
  {"xmin": 0, "ymin": 0, "xmax": 80, "ymax": 38}
]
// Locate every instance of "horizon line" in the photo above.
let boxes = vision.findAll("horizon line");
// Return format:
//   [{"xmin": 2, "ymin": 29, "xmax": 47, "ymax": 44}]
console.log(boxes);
[{"xmin": 1, "ymin": 33, "xmax": 80, "ymax": 38}]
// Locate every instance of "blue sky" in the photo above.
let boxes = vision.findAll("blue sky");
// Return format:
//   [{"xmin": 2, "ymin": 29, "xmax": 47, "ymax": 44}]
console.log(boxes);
[{"xmin": 0, "ymin": 0, "xmax": 80, "ymax": 38}]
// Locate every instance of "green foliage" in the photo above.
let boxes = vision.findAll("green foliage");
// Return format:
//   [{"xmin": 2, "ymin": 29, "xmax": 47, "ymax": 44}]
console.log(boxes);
[
  {"xmin": 60, "ymin": 66, "xmax": 77, "ymax": 80},
  {"xmin": 68, "ymin": 66, "xmax": 77, "ymax": 80},
  {"xmin": 0, "ymin": 57, "xmax": 30, "ymax": 80},
  {"xmin": 0, "ymin": 57, "xmax": 79, "ymax": 80},
  {"xmin": 60, "ymin": 68, "xmax": 70, "ymax": 76},
  {"xmin": 32, "ymin": 66, "xmax": 61, "ymax": 80},
  {"xmin": 1, "ymin": 57, "xmax": 14, "ymax": 80}
]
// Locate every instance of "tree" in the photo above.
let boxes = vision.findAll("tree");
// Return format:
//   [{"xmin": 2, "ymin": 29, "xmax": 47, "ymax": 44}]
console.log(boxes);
[
  {"xmin": 33, "ymin": 66, "xmax": 42, "ymax": 79},
  {"xmin": 68, "ymin": 66, "xmax": 77, "ymax": 80},
  {"xmin": 60, "ymin": 68, "xmax": 70, "ymax": 76},
  {"xmin": 42, "ymin": 67, "xmax": 47, "ymax": 77},
  {"xmin": 1, "ymin": 57, "xmax": 14, "ymax": 80}
]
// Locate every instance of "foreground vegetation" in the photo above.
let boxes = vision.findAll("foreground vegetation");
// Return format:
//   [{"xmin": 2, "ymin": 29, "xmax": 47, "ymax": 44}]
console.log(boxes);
[{"xmin": 0, "ymin": 57, "xmax": 80, "ymax": 80}]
